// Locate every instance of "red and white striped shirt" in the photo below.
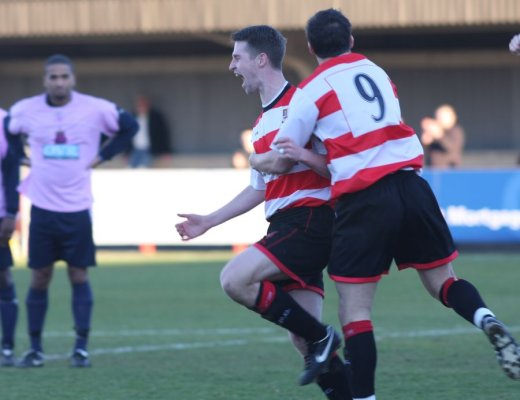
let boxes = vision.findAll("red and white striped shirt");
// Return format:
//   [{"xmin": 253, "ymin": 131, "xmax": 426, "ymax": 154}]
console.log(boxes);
[
  {"xmin": 250, "ymin": 83, "xmax": 331, "ymax": 219},
  {"xmin": 273, "ymin": 53, "xmax": 423, "ymax": 199}
]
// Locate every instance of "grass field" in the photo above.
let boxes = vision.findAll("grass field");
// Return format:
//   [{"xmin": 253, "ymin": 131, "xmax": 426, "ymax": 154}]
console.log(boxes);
[{"xmin": 1, "ymin": 251, "xmax": 519, "ymax": 399}]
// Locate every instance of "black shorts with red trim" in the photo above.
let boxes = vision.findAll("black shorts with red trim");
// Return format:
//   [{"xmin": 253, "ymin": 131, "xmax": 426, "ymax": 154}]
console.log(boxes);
[
  {"xmin": 254, "ymin": 205, "xmax": 334, "ymax": 296},
  {"xmin": 329, "ymin": 171, "xmax": 458, "ymax": 283}
]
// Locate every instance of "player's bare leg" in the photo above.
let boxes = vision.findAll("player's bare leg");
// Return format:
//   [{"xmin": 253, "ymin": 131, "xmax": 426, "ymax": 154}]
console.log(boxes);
[{"xmin": 220, "ymin": 246, "xmax": 340, "ymax": 386}]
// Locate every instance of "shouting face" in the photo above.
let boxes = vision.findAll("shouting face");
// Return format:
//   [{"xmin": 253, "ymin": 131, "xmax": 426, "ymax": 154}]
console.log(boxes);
[{"xmin": 229, "ymin": 41, "xmax": 261, "ymax": 95}]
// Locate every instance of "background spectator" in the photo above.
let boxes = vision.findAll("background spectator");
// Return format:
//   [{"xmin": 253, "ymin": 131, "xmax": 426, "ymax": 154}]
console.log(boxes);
[
  {"xmin": 129, "ymin": 95, "xmax": 173, "ymax": 168},
  {"xmin": 231, "ymin": 129, "xmax": 254, "ymax": 169},
  {"xmin": 421, "ymin": 104, "xmax": 465, "ymax": 168}
]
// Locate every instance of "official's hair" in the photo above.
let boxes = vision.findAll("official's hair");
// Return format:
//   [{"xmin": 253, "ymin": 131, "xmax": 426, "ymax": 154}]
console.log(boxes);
[
  {"xmin": 231, "ymin": 25, "xmax": 286, "ymax": 70},
  {"xmin": 306, "ymin": 9, "xmax": 352, "ymax": 58},
  {"xmin": 44, "ymin": 54, "xmax": 75, "ymax": 72}
]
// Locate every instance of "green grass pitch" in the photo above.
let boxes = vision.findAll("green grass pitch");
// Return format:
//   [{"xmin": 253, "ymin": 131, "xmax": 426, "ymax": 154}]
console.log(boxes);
[{"xmin": 2, "ymin": 251, "xmax": 519, "ymax": 399}]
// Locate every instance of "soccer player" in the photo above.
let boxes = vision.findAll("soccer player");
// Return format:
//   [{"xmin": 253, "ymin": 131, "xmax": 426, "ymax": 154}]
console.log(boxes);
[
  {"xmin": 176, "ymin": 26, "xmax": 351, "ymax": 399},
  {"xmin": 0, "ymin": 109, "xmax": 20, "ymax": 367},
  {"xmin": 5, "ymin": 54, "xmax": 138, "ymax": 368},
  {"xmin": 251, "ymin": 9, "xmax": 520, "ymax": 399}
]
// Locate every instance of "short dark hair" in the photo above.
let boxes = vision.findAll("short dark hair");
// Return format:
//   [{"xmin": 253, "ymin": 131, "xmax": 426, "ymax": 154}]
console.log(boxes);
[
  {"xmin": 306, "ymin": 9, "xmax": 352, "ymax": 58},
  {"xmin": 44, "ymin": 54, "xmax": 74, "ymax": 72},
  {"xmin": 231, "ymin": 25, "xmax": 286, "ymax": 70}
]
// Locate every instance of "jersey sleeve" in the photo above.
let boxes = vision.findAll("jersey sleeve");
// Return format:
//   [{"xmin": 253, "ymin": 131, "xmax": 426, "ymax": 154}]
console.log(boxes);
[
  {"xmin": 6, "ymin": 101, "xmax": 27, "ymax": 135},
  {"xmin": 250, "ymin": 168, "xmax": 266, "ymax": 191},
  {"xmin": 271, "ymin": 88, "xmax": 319, "ymax": 150},
  {"xmin": 97, "ymin": 99, "xmax": 120, "ymax": 137}
]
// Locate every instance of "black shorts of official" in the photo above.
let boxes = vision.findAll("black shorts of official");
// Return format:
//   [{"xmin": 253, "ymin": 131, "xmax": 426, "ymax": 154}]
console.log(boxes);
[
  {"xmin": 329, "ymin": 171, "xmax": 458, "ymax": 283},
  {"xmin": 29, "ymin": 205, "xmax": 96, "ymax": 269},
  {"xmin": 253, "ymin": 205, "xmax": 334, "ymax": 297},
  {"xmin": 0, "ymin": 218, "xmax": 14, "ymax": 270}
]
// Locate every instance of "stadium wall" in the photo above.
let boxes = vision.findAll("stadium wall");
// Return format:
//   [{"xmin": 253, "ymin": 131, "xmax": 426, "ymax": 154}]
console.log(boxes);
[{"xmin": 14, "ymin": 169, "xmax": 519, "ymax": 255}]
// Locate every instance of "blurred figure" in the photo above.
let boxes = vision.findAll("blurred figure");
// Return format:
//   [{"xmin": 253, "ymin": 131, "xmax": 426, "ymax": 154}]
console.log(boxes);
[
  {"xmin": 231, "ymin": 129, "xmax": 254, "ymax": 169},
  {"xmin": 6, "ymin": 54, "xmax": 138, "ymax": 368},
  {"xmin": 129, "ymin": 95, "xmax": 173, "ymax": 168},
  {"xmin": 509, "ymin": 33, "xmax": 520, "ymax": 55},
  {"xmin": 0, "ymin": 109, "xmax": 20, "ymax": 367},
  {"xmin": 420, "ymin": 105, "xmax": 465, "ymax": 168}
]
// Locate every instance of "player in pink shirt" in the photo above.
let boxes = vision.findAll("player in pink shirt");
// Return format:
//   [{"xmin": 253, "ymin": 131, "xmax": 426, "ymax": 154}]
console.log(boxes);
[
  {"xmin": 6, "ymin": 54, "xmax": 138, "ymax": 368},
  {"xmin": 252, "ymin": 9, "xmax": 520, "ymax": 398},
  {"xmin": 0, "ymin": 109, "xmax": 21, "ymax": 367}
]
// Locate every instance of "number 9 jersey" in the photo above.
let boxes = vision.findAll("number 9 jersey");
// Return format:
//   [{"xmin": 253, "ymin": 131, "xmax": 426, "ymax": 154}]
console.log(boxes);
[{"xmin": 273, "ymin": 52, "xmax": 424, "ymax": 199}]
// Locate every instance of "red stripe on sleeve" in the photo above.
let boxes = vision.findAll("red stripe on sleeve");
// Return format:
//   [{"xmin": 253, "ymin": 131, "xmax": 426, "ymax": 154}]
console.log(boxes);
[{"xmin": 316, "ymin": 90, "xmax": 342, "ymax": 120}]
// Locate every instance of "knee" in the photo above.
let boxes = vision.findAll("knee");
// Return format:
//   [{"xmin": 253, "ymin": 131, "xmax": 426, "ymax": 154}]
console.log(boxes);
[
  {"xmin": 219, "ymin": 264, "xmax": 241, "ymax": 301},
  {"xmin": 31, "ymin": 268, "xmax": 53, "ymax": 289},
  {"xmin": 68, "ymin": 267, "xmax": 89, "ymax": 284}
]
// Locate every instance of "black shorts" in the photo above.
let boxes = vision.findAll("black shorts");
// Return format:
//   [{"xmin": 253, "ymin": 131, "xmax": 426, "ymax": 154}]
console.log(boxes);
[
  {"xmin": 29, "ymin": 205, "xmax": 96, "ymax": 269},
  {"xmin": 329, "ymin": 171, "xmax": 458, "ymax": 283},
  {"xmin": 0, "ymin": 218, "xmax": 13, "ymax": 270},
  {"xmin": 254, "ymin": 205, "xmax": 334, "ymax": 296}
]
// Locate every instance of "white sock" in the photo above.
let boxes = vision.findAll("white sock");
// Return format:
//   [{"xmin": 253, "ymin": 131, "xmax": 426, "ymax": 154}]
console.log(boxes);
[
  {"xmin": 354, "ymin": 396, "xmax": 376, "ymax": 400},
  {"xmin": 473, "ymin": 307, "xmax": 495, "ymax": 328}
]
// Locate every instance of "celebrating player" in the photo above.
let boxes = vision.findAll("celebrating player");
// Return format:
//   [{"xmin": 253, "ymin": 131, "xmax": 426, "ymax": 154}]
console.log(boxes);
[
  {"xmin": 176, "ymin": 26, "xmax": 351, "ymax": 398},
  {"xmin": 5, "ymin": 54, "xmax": 138, "ymax": 368},
  {"xmin": 251, "ymin": 9, "xmax": 520, "ymax": 399}
]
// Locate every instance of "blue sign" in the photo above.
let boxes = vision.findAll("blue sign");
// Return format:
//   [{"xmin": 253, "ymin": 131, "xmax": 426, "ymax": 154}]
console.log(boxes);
[{"xmin": 422, "ymin": 170, "xmax": 520, "ymax": 244}]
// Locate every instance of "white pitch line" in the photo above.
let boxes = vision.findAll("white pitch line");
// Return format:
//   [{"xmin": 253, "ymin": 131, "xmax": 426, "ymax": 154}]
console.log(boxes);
[
  {"xmin": 43, "ymin": 327, "xmax": 276, "ymax": 338},
  {"xmin": 30, "ymin": 325, "xmax": 520, "ymax": 363}
]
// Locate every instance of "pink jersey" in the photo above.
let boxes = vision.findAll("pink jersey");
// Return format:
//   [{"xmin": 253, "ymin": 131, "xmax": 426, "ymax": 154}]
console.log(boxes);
[
  {"xmin": 0, "ymin": 108, "xmax": 9, "ymax": 217},
  {"xmin": 274, "ymin": 53, "xmax": 423, "ymax": 199},
  {"xmin": 250, "ymin": 84, "xmax": 331, "ymax": 219},
  {"xmin": 8, "ymin": 91, "xmax": 120, "ymax": 212}
]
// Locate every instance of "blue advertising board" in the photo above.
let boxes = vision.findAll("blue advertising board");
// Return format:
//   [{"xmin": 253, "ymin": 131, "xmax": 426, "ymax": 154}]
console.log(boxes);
[{"xmin": 422, "ymin": 170, "xmax": 520, "ymax": 244}]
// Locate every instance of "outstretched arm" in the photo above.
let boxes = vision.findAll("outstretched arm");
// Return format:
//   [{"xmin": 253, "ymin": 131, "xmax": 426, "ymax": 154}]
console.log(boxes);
[{"xmin": 175, "ymin": 185, "xmax": 265, "ymax": 241}]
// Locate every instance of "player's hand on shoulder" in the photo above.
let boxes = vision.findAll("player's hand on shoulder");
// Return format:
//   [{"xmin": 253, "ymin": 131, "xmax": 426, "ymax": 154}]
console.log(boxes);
[
  {"xmin": 509, "ymin": 34, "xmax": 520, "ymax": 55},
  {"xmin": 175, "ymin": 213, "xmax": 209, "ymax": 241}
]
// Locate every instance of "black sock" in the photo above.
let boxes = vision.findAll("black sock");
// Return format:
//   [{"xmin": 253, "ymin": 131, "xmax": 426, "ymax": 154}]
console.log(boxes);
[
  {"xmin": 253, "ymin": 280, "xmax": 327, "ymax": 342},
  {"xmin": 316, "ymin": 353, "xmax": 353, "ymax": 400},
  {"xmin": 343, "ymin": 321, "xmax": 376, "ymax": 399},
  {"xmin": 439, "ymin": 278, "xmax": 487, "ymax": 324}
]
